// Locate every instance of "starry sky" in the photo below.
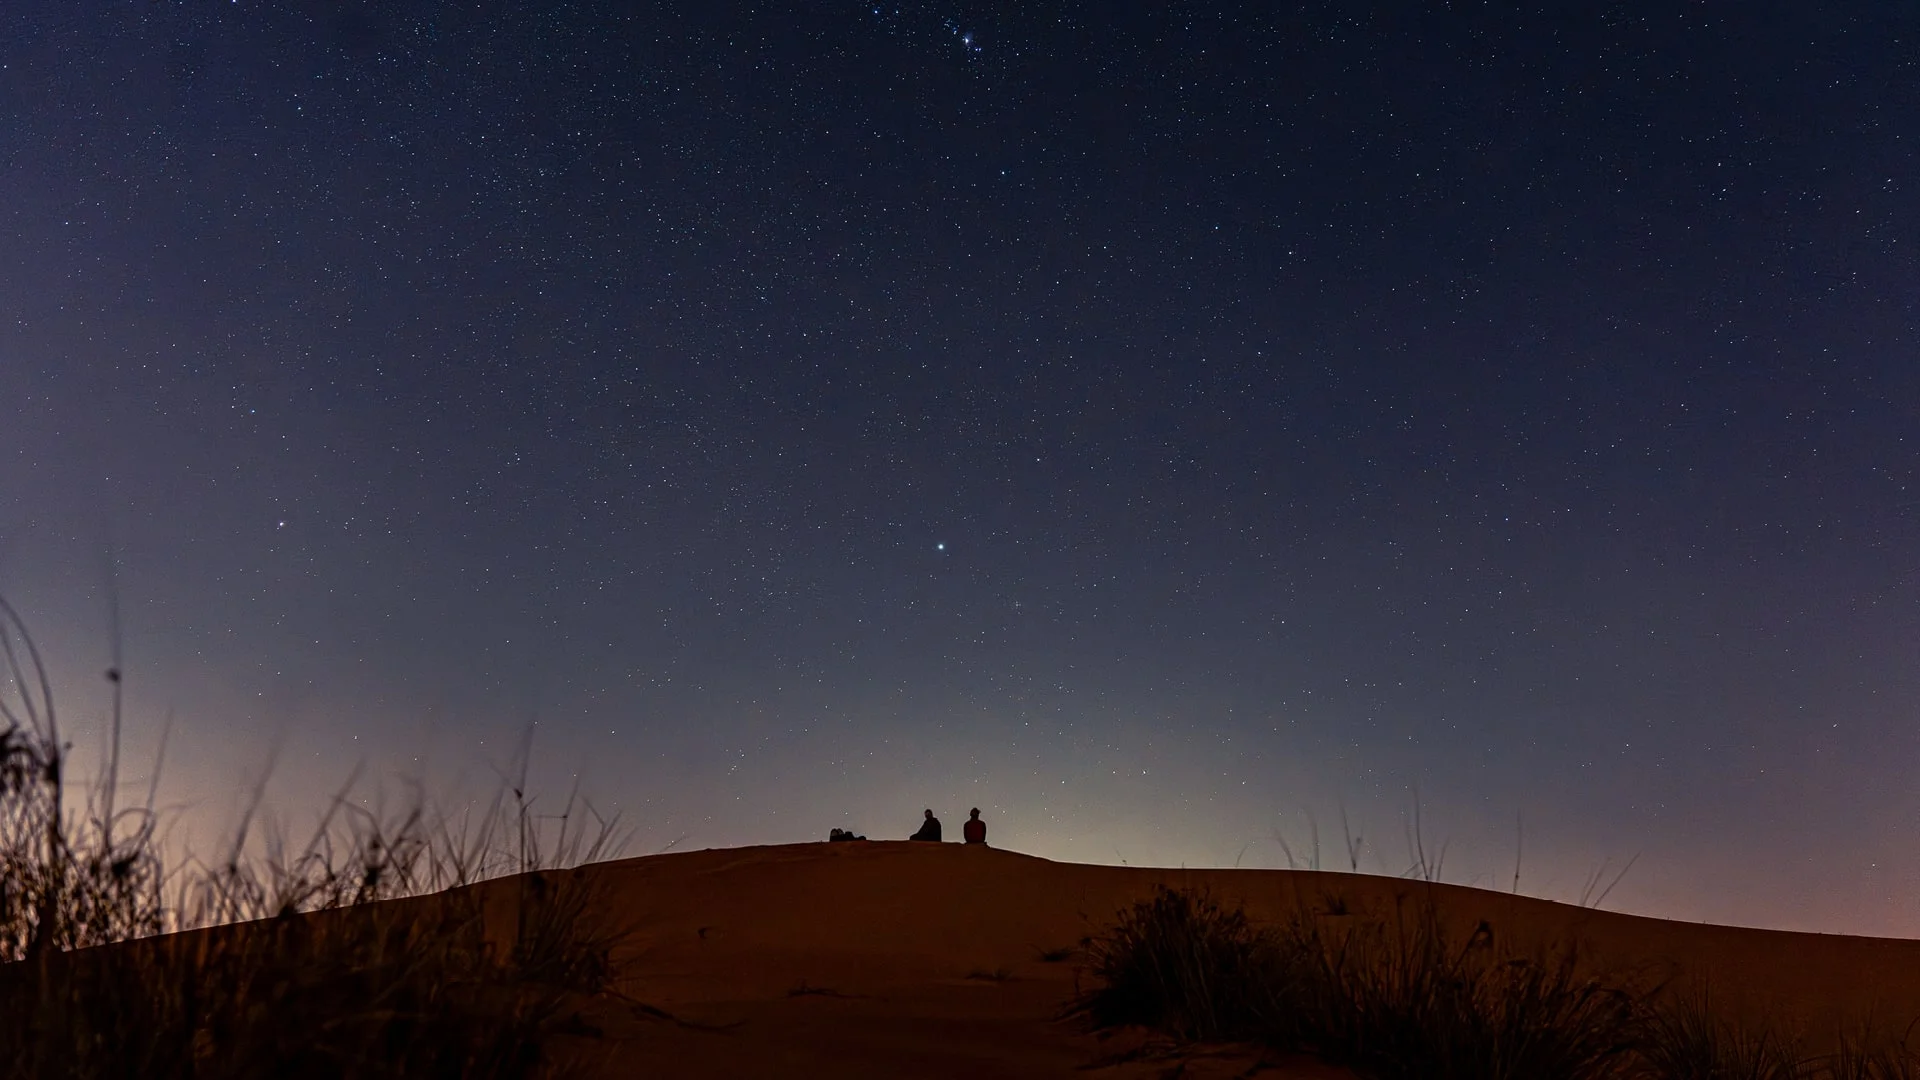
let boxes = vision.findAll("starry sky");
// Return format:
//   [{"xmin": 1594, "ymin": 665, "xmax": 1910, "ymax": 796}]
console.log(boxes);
[{"xmin": 2, "ymin": 2, "xmax": 1917, "ymax": 935}]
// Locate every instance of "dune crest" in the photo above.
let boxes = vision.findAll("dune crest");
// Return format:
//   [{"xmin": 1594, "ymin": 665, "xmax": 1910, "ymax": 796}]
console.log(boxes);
[{"xmin": 566, "ymin": 841, "xmax": 1920, "ymax": 1077}]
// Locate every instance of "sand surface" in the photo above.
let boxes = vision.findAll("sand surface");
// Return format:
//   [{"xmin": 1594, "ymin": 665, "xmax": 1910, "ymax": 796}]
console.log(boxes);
[{"xmin": 546, "ymin": 841, "xmax": 1920, "ymax": 1077}]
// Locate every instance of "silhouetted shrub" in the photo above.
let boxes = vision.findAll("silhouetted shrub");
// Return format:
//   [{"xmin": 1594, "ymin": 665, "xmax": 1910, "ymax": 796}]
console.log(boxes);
[
  {"xmin": 0, "ymin": 597, "xmax": 624, "ymax": 1079},
  {"xmin": 1074, "ymin": 885, "xmax": 1920, "ymax": 1080},
  {"xmin": 1069, "ymin": 886, "xmax": 1301, "ymax": 1042}
]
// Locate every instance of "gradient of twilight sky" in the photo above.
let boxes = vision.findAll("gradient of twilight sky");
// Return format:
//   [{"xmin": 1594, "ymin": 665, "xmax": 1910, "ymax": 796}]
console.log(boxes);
[{"xmin": 2, "ymin": 2, "xmax": 1917, "ymax": 935}]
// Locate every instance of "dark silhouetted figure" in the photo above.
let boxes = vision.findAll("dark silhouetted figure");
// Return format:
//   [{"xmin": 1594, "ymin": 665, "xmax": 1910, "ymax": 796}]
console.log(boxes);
[
  {"xmin": 909, "ymin": 809, "xmax": 942, "ymax": 841},
  {"xmin": 963, "ymin": 807, "xmax": 987, "ymax": 846},
  {"xmin": 829, "ymin": 828, "xmax": 866, "ymax": 842}
]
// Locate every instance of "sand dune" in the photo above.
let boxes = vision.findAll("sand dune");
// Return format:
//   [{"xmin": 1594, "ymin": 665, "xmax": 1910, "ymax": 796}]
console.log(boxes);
[{"xmin": 557, "ymin": 841, "xmax": 1920, "ymax": 1077}]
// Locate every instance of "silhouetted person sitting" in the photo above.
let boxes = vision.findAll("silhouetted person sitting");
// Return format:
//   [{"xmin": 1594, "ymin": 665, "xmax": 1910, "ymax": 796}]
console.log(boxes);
[
  {"xmin": 909, "ymin": 808, "xmax": 942, "ymax": 842},
  {"xmin": 828, "ymin": 827, "xmax": 867, "ymax": 842},
  {"xmin": 963, "ymin": 807, "xmax": 987, "ymax": 846}
]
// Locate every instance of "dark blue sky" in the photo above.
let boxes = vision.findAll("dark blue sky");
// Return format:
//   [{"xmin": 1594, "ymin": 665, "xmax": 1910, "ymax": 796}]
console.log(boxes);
[{"xmin": 2, "ymin": 2, "xmax": 1917, "ymax": 934}]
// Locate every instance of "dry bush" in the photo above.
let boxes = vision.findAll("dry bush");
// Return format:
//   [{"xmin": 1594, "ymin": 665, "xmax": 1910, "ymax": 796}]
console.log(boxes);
[
  {"xmin": 1068, "ymin": 886, "xmax": 1304, "ymax": 1043},
  {"xmin": 1631, "ymin": 990, "xmax": 1808, "ymax": 1080},
  {"xmin": 1074, "ymin": 886, "xmax": 1920, "ymax": 1080},
  {"xmin": 1288, "ymin": 896, "xmax": 1641, "ymax": 1080},
  {"xmin": 0, "ymin": 597, "xmax": 628, "ymax": 1079}
]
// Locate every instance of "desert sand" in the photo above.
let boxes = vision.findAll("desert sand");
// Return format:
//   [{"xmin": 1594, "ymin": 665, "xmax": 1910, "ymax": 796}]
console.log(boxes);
[{"xmin": 549, "ymin": 840, "xmax": 1920, "ymax": 1078}]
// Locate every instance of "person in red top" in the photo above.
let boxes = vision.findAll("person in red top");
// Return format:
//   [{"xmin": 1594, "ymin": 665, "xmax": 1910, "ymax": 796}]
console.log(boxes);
[{"xmin": 962, "ymin": 807, "xmax": 987, "ymax": 846}]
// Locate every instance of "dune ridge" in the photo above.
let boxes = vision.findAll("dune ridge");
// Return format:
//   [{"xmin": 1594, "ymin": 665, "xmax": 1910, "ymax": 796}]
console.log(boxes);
[{"xmin": 569, "ymin": 841, "xmax": 1920, "ymax": 1077}]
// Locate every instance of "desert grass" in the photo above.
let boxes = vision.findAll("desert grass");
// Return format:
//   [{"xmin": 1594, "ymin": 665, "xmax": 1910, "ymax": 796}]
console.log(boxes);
[
  {"xmin": 1070, "ymin": 886, "xmax": 1296, "ymax": 1044},
  {"xmin": 1072, "ymin": 887, "xmax": 1920, "ymax": 1080},
  {"xmin": 0, "ymin": 596, "xmax": 627, "ymax": 1079}
]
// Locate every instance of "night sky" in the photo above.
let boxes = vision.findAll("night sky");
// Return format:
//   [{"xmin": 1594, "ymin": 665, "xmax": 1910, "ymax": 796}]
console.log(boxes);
[{"xmin": 2, "ymin": 3, "xmax": 1917, "ymax": 935}]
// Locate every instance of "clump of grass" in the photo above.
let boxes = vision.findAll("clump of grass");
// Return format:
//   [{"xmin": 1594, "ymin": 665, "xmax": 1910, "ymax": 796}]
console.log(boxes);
[
  {"xmin": 1067, "ymin": 886, "xmax": 1301, "ymax": 1043},
  {"xmin": 1072, "ymin": 886, "xmax": 1920, "ymax": 1080},
  {"xmin": 1290, "ymin": 897, "xmax": 1641, "ymax": 1079},
  {"xmin": 1824, "ymin": 1028, "xmax": 1920, "ymax": 1080},
  {"xmin": 0, "ymin": 596, "xmax": 628, "ymax": 1079},
  {"xmin": 1632, "ymin": 990, "xmax": 1807, "ymax": 1080}
]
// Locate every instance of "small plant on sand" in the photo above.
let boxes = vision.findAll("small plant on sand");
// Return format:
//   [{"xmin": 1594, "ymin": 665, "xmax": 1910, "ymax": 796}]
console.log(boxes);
[
  {"xmin": 0, "ymin": 597, "xmax": 627, "ymax": 1079},
  {"xmin": 1288, "ymin": 895, "xmax": 1641, "ymax": 1080},
  {"xmin": 1824, "ymin": 1027, "xmax": 1920, "ymax": 1080},
  {"xmin": 1632, "ymin": 990, "xmax": 1807, "ymax": 1080},
  {"xmin": 1067, "ymin": 886, "xmax": 1302, "ymax": 1043}
]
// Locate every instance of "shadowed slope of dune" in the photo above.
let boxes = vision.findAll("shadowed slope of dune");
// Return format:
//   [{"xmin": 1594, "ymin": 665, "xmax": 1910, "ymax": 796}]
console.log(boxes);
[{"xmin": 563, "ymin": 841, "xmax": 1920, "ymax": 1078}]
